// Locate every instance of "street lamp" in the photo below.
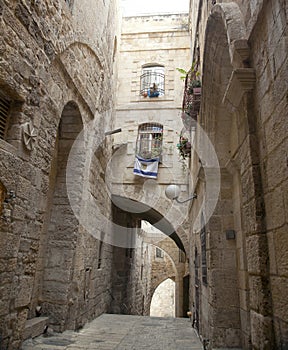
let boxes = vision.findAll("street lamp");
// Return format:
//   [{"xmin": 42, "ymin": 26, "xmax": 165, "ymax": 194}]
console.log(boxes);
[{"xmin": 165, "ymin": 184, "xmax": 197, "ymax": 204}]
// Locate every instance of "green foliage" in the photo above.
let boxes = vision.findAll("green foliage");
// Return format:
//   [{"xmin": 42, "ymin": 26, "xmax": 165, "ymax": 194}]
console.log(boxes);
[
  {"xmin": 176, "ymin": 67, "xmax": 188, "ymax": 81},
  {"xmin": 177, "ymin": 136, "xmax": 191, "ymax": 160}
]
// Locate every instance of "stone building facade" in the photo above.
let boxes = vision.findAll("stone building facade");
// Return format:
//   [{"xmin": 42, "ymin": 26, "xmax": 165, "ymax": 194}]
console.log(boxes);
[
  {"xmin": 186, "ymin": 0, "xmax": 288, "ymax": 349},
  {"xmin": 0, "ymin": 0, "xmax": 120, "ymax": 348},
  {"xmin": 110, "ymin": 12, "xmax": 193, "ymax": 317},
  {"xmin": 1, "ymin": 1, "xmax": 286, "ymax": 349},
  {"xmin": 0, "ymin": 4, "xmax": 189, "ymax": 349}
]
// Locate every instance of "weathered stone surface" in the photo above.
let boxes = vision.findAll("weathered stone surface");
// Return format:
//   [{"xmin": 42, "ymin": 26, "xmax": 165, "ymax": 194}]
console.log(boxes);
[
  {"xmin": 188, "ymin": 0, "xmax": 287, "ymax": 348},
  {"xmin": 0, "ymin": 1, "xmax": 286, "ymax": 349},
  {"xmin": 23, "ymin": 317, "xmax": 49, "ymax": 340}
]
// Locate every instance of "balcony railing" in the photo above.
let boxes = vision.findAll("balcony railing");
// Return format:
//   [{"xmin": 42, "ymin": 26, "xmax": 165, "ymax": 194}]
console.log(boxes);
[
  {"xmin": 182, "ymin": 74, "xmax": 201, "ymax": 128},
  {"xmin": 140, "ymin": 72, "xmax": 165, "ymax": 97}
]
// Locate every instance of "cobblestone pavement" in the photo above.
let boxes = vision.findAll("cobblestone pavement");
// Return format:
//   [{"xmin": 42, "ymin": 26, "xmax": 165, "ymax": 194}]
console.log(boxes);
[{"xmin": 21, "ymin": 314, "xmax": 203, "ymax": 350}]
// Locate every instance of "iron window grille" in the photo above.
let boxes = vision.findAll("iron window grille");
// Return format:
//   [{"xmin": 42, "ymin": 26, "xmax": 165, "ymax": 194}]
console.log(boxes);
[
  {"xmin": 140, "ymin": 65, "xmax": 165, "ymax": 97},
  {"xmin": 156, "ymin": 247, "xmax": 164, "ymax": 258},
  {"xmin": 135, "ymin": 123, "xmax": 163, "ymax": 160}
]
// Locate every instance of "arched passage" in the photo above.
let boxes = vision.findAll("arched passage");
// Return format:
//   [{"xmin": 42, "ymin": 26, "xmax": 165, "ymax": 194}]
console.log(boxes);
[
  {"xmin": 111, "ymin": 194, "xmax": 185, "ymax": 252},
  {"xmin": 41, "ymin": 101, "xmax": 84, "ymax": 331},
  {"xmin": 150, "ymin": 278, "xmax": 175, "ymax": 317},
  {"xmin": 110, "ymin": 196, "xmax": 187, "ymax": 318},
  {"xmin": 193, "ymin": 3, "xmax": 247, "ymax": 348}
]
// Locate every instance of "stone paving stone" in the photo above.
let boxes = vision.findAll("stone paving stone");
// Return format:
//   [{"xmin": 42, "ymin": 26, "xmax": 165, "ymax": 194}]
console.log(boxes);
[{"xmin": 21, "ymin": 314, "xmax": 203, "ymax": 350}]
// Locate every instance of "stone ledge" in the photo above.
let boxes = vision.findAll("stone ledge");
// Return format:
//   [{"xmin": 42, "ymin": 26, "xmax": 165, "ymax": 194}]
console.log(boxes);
[
  {"xmin": 222, "ymin": 68, "xmax": 255, "ymax": 109},
  {"xmin": 23, "ymin": 317, "xmax": 49, "ymax": 340}
]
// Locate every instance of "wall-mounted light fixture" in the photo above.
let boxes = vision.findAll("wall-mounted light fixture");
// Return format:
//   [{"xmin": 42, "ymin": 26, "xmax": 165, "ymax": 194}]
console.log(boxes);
[{"xmin": 165, "ymin": 184, "xmax": 197, "ymax": 203}]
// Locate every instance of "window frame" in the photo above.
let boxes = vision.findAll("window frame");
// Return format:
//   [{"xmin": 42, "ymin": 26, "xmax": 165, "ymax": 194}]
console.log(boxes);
[
  {"xmin": 136, "ymin": 122, "xmax": 163, "ymax": 160},
  {"xmin": 140, "ymin": 64, "xmax": 165, "ymax": 97},
  {"xmin": 156, "ymin": 247, "xmax": 164, "ymax": 258}
]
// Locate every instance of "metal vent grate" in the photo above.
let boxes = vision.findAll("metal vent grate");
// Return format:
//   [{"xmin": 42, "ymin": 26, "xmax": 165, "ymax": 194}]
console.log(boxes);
[{"xmin": 0, "ymin": 92, "xmax": 11, "ymax": 140}]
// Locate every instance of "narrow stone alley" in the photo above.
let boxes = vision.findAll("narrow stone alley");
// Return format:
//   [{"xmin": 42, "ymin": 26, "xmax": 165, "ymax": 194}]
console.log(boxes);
[{"xmin": 21, "ymin": 314, "xmax": 203, "ymax": 350}]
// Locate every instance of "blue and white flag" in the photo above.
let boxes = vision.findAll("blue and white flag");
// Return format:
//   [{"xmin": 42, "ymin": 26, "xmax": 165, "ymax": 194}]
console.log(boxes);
[{"xmin": 133, "ymin": 156, "xmax": 159, "ymax": 179}]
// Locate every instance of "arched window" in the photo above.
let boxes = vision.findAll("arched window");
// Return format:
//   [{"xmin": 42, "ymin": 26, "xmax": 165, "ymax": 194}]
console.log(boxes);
[
  {"xmin": 140, "ymin": 64, "xmax": 165, "ymax": 97},
  {"xmin": 135, "ymin": 123, "xmax": 163, "ymax": 160}
]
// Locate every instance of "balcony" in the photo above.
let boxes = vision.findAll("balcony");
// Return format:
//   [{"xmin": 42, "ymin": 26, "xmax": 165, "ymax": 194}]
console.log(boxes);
[{"xmin": 182, "ymin": 74, "xmax": 201, "ymax": 128}]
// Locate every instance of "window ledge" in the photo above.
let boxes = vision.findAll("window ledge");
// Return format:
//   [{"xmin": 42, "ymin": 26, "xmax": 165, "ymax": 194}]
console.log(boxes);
[
  {"xmin": 0, "ymin": 139, "xmax": 17, "ymax": 154},
  {"xmin": 131, "ymin": 97, "xmax": 174, "ymax": 103}
]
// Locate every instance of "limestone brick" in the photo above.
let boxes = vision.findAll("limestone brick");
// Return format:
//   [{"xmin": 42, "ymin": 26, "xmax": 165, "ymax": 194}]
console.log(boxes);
[
  {"xmin": 250, "ymin": 310, "xmax": 274, "ymax": 350},
  {"xmin": 188, "ymin": 0, "xmax": 287, "ymax": 348},
  {"xmin": 0, "ymin": 0, "xmax": 119, "ymax": 346}
]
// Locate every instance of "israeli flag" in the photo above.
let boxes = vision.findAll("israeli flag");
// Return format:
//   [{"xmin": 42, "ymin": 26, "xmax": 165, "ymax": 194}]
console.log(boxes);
[{"xmin": 133, "ymin": 156, "xmax": 159, "ymax": 179}]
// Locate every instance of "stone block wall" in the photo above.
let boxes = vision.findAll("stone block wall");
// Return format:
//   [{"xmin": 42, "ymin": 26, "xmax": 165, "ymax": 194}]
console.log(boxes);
[
  {"xmin": 0, "ymin": 0, "xmax": 119, "ymax": 348},
  {"xmin": 111, "ymin": 13, "xmax": 193, "ymax": 255},
  {"xmin": 188, "ymin": 0, "xmax": 287, "ymax": 348},
  {"xmin": 249, "ymin": 0, "xmax": 288, "ymax": 348}
]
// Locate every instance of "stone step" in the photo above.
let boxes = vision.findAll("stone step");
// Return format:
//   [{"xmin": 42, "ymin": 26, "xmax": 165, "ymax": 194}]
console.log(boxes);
[{"xmin": 23, "ymin": 317, "xmax": 49, "ymax": 340}]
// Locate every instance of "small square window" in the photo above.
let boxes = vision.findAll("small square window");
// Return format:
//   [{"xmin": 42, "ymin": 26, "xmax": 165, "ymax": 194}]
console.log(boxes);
[{"xmin": 156, "ymin": 247, "xmax": 164, "ymax": 258}]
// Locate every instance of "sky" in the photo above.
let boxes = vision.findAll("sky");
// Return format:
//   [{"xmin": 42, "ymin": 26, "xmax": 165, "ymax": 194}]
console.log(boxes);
[{"xmin": 121, "ymin": 0, "xmax": 190, "ymax": 16}]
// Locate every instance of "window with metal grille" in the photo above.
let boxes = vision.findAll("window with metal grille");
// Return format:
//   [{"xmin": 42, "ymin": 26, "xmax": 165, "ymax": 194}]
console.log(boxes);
[
  {"xmin": 136, "ymin": 123, "xmax": 163, "ymax": 160},
  {"xmin": 140, "ymin": 65, "xmax": 165, "ymax": 97},
  {"xmin": 156, "ymin": 247, "xmax": 164, "ymax": 258},
  {"xmin": 0, "ymin": 91, "xmax": 11, "ymax": 140}
]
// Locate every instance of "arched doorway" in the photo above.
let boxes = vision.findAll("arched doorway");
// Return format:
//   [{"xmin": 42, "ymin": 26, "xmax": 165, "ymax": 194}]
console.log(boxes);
[
  {"xmin": 41, "ymin": 101, "xmax": 84, "ymax": 331},
  {"xmin": 150, "ymin": 278, "xmax": 175, "ymax": 317}
]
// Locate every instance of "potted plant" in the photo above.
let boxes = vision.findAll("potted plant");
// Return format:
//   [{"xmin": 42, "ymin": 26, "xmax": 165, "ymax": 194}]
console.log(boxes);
[
  {"xmin": 177, "ymin": 136, "xmax": 191, "ymax": 160},
  {"xmin": 188, "ymin": 79, "xmax": 201, "ymax": 94}
]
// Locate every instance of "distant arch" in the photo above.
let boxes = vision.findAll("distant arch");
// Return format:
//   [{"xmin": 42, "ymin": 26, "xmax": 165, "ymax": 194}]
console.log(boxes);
[{"xmin": 150, "ymin": 278, "xmax": 175, "ymax": 317}]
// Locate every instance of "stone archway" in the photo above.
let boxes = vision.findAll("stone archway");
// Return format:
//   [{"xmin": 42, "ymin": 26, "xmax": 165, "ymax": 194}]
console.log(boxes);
[
  {"xmin": 150, "ymin": 278, "xmax": 175, "ymax": 317},
  {"xmin": 111, "ymin": 194, "xmax": 187, "ymax": 252},
  {"xmin": 142, "ymin": 230, "xmax": 187, "ymax": 317},
  {"xmin": 146, "ymin": 245, "xmax": 177, "ymax": 317},
  {"xmin": 194, "ymin": 3, "xmax": 249, "ymax": 348},
  {"xmin": 110, "ymin": 197, "xmax": 187, "ymax": 318},
  {"xmin": 41, "ymin": 101, "xmax": 84, "ymax": 331}
]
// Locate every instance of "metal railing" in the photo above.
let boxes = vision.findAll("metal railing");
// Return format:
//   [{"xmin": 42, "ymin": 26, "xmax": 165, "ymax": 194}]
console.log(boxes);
[{"xmin": 140, "ymin": 72, "xmax": 165, "ymax": 97}]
